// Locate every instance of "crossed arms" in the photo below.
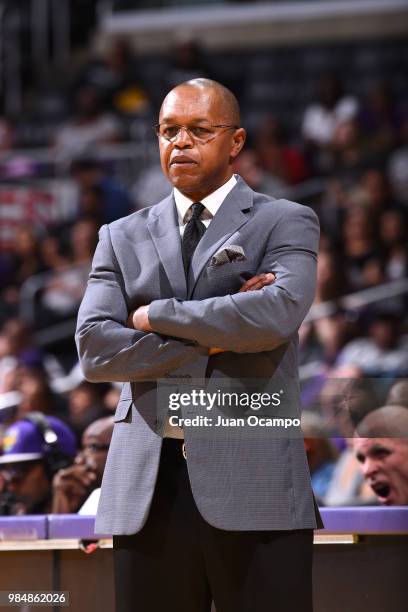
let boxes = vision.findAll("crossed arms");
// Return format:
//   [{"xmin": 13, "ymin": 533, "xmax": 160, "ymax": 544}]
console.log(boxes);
[{"xmin": 75, "ymin": 204, "xmax": 319, "ymax": 383}]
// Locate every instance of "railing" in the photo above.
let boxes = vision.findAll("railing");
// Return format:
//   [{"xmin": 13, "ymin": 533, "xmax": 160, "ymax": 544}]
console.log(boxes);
[
  {"xmin": 0, "ymin": 140, "xmax": 157, "ymax": 182},
  {"xmin": 100, "ymin": 0, "xmax": 408, "ymax": 51},
  {"xmin": 0, "ymin": 507, "xmax": 408, "ymax": 539},
  {"xmin": 19, "ymin": 267, "xmax": 408, "ymax": 348},
  {"xmin": 299, "ymin": 278, "xmax": 408, "ymax": 381},
  {"xmin": 305, "ymin": 278, "xmax": 408, "ymax": 322}
]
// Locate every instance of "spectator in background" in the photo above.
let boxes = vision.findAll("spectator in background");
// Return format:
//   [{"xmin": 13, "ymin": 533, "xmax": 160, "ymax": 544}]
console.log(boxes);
[
  {"xmin": 358, "ymin": 81, "xmax": 403, "ymax": 158},
  {"xmin": 40, "ymin": 234, "xmax": 71, "ymax": 271},
  {"xmin": 3, "ymin": 225, "xmax": 48, "ymax": 307},
  {"xmin": 318, "ymin": 369, "xmax": 379, "ymax": 439},
  {"xmin": 302, "ymin": 74, "xmax": 358, "ymax": 172},
  {"xmin": 324, "ymin": 437, "xmax": 376, "ymax": 506},
  {"xmin": 63, "ymin": 216, "xmax": 98, "ymax": 267},
  {"xmin": 254, "ymin": 116, "xmax": 309, "ymax": 184},
  {"xmin": 312, "ymin": 248, "xmax": 351, "ymax": 363},
  {"xmin": 52, "ymin": 416, "xmax": 114, "ymax": 514},
  {"xmin": 315, "ymin": 248, "xmax": 349, "ymax": 304},
  {"xmin": 299, "ymin": 248, "xmax": 352, "ymax": 369},
  {"xmin": 320, "ymin": 373, "xmax": 380, "ymax": 506},
  {"xmin": 53, "ymin": 85, "xmax": 122, "ymax": 159},
  {"xmin": 40, "ymin": 218, "xmax": 98, "ymax": 324},
  {"xmin": 347, "ymin": 168, "xmax": 394, "ymax": 213},
  {"xmin": 341, "ymin": 206, "xmax": 380, "ymax": 290},
  {"xmin": 0, "ymin": 319, "xmax": 65, "ymax": 394},
  {"xmin": 0, "ymin": 413, "xmax": 76, "ymax": 515},
  {"xmin": 336, "ymin": 312, "xmax": 408, "ymax": 376},
  {"xmin": 302, "ymin": 411, "xmax": 338, "ymax": 503},
  {"xmin": 232, "ymin": 149, "xmax": 289, "ymax": 199},
  {"xmin": 330, "ymin": 118, "xmax": 372, "ymax": 180},
  {"xmin": 77, "ymin": 37, "xmax": 150, "ymax": 116},
  {"xmin": 380, "ymin": 209, "xmax": 407, "ymax": 282},
  {"xmin": 67, "ymin": 381, "xmax": 111, "ymax": 441},
  {"xmin": 70, "ymin": 158, "xmax": 131, "ymax": 225},
  {"xmin": 386, "ymin": 380, "xmax": 408, "ymax": 408},
  {"xmin": 78, "ymin": 185, "xmax": 106, "ymax": 226},
  {"xmin": 354, "ymin": 405, "xmax": 408, "ymax": 506},
  {"xmin": 14, "ymin": 365, "xmax": 68, "ymax": 421}
]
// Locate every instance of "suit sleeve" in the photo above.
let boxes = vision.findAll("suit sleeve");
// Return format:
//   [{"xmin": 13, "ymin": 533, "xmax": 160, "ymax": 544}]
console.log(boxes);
[
  {"xmin": 75, "ymin": 224, "xmax": 208, "ymax": 382},
  {"xmin": 148, "ymin": 204, "xmax": 319, "ymax": 353}
]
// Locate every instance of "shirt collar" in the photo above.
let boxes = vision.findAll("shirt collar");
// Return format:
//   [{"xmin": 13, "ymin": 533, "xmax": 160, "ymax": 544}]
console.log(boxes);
[{"xmin": 174, "ymin": 174, "xmax": 237, "ymax": 224}]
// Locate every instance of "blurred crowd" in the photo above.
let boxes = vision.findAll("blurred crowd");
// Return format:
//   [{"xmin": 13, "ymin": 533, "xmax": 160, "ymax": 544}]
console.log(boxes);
[{"xmin": 0, "ymin": 37, "xmax": 407, "ymax": 516}]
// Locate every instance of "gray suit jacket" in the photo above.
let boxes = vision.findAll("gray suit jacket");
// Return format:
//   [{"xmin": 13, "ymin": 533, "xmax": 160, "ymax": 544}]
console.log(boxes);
[{"xmin": 75, "ymin": 176, "xmax": 322, "ymax": 535}]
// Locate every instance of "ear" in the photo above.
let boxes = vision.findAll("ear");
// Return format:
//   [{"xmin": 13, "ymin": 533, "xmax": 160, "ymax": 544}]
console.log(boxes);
[{"xmin": 230, "ymin": 128, "xmax": 246, "ymax": 161}]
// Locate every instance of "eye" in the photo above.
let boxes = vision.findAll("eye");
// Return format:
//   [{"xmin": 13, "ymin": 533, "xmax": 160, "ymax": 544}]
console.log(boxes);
[
  {"xmin": 373, "ymin": 448, "xmax": 391, "ymax": 459},
  {"xmin": 191, "ymin": 126, "xmax": 213, "ymax": 138},
  {"xmin": 162, "ymin": 125, "xmax": 179, "ymax": 139}
]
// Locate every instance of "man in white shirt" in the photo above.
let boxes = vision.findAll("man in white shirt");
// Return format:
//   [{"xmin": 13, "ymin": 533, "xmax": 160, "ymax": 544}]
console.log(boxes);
[{"xmin": 76, "ymin": 78, "xmax": 321, "ymax": 612}]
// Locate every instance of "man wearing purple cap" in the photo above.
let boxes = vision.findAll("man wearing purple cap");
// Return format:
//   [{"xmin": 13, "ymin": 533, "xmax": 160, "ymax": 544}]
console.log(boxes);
[{"xmin": 0, "ymin": 413, "xmax": 77, "ymax": 515}]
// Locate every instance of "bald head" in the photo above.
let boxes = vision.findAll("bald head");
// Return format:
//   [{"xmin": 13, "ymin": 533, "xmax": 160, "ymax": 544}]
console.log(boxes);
[
  {"xmin": 157, "ymin": 77, "xmax": 246, "ymax": 201},
  {"xmin": 355, "ymin": 405, "xmax": 408, "ymax": 439},
  {"xmin": 387, "ymin": 381, "xmax": 408, "ymax": 408},
  {"xmin": 81, "ymin": 416, "xmax": 114, "ymax": 485},
  {"xmin": 353, "ymin": 405, "xmax": 408, "ymax": 505},
  {"xmin": 161, "ymin": 78, "xmax": 240, "ymax": 127},
  {"xmin": 83, "ymin": 416, "xmax": 114, "ymax": 445}
]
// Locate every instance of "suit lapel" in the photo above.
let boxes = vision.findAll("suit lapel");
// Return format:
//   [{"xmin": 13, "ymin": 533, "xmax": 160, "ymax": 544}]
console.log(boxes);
[
  {"xmin": 147, "ymin": 194, "xmax": 187, "ymax": 300},
  {"xmin": 188, "ymin": 178, "xmax": 254, "ymax": 297}
]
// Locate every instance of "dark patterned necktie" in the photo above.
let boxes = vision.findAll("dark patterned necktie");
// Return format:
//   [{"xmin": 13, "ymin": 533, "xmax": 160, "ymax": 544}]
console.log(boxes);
[{"xmin": 182, "ymin": 202, "xmax": 206, "ymax": 274}]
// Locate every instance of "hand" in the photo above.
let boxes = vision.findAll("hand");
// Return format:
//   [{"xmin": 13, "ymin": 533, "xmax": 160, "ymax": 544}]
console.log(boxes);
[
  {"xmin": 239, "ymin": 272, "xmax": 275, "ymax": 292},
  {"xmin": 127, "ymin": 305, "xmax": 153, "ymax": 332},
  {"xmin": 51, "ymin": 464, "xmax": 97, "ymax": 514},
  {"xmin": 209, "ymin": 272, "xmax": 276, "ymax": 355}
]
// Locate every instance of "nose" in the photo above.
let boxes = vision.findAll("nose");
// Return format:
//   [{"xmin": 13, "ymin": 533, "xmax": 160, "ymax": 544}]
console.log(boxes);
[
  {"xmin": 74, "ymin": 451, "xmax": 86, "ymax": 465},
  {"xmin": 173, "ymin": 126, "xmax": 193, "ymax": 148},
  {"xmin": 362, "ymin": 457, "xmax": 378, "ymax": 479}
]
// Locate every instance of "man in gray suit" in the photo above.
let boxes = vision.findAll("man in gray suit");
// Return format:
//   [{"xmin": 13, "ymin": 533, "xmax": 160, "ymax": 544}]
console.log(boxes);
[{"xmin": 76, "ymin": 78, "xmax": 321, "ymax": 612}]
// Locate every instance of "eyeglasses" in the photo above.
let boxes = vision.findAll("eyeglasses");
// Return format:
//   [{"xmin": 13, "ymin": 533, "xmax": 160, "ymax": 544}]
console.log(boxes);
[{"xmin": 154, "ymin": 123, "xmax": 239, "ymax": 144}]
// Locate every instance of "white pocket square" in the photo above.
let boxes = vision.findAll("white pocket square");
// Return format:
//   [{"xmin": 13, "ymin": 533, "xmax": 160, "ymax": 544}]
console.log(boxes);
[{"xmin": 210, "ymin": 245, "xmax": 246, "ymax": 267}]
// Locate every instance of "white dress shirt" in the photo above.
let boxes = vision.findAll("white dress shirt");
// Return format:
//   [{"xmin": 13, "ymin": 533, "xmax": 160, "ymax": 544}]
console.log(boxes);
[
  {"xmin": 163, "ymin": 174, "xmax": 237, "ymax": 439},
  {"xmin": 174, "ymin": 174, "xmax": 237, "ymax": 234}
]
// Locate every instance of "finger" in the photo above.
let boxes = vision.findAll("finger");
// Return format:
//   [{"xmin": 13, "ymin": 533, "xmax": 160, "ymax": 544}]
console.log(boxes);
[
  {"xmin": 247, "ymin": 275, "xmax": 276, "ymax": 292},
  {"xmin": 246, "ymin": 274, "xmax": 266, "ymax": 287},
  {"xmin": 245, "ymin": 273, "xmax": 275, "ymax": 290},
  {"xmin": 71, "ymin": 468, "xmax": 97, "ymax": 487},
  {"xmin": 249, "ymin": 274, "xmax": 276, "ymax": 289},
  {"xmin": 246, "ymin": 281, "xmax": 265, "ymax": 291},
  {"xmin": 127, "ymin": 311, "xmax": 135, "ymax": 328},
  {"xmin": 53, "ymin": 478, "xmax": 88, "ymax": 498},
  {"xmin": 248, "ymin": 276, "xmax": 272, "ymax": 290},
  {"xmin": 56, "ymin": 465, "xmax": 91, "ymax": 485},
  {"xmin": 239, "ymin": 274, "xmax": 264, "ymax": 292},
  {"xmin": 256, "ymin": 274, "xmax": 276, "ymax": 288},
  {"xmin": 62, "ymin": 476, "xmax": 90, "ymax": 494},
  {"xmin": 264, "ymin": 272, "xmax": 276, "ymax": 284}
]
